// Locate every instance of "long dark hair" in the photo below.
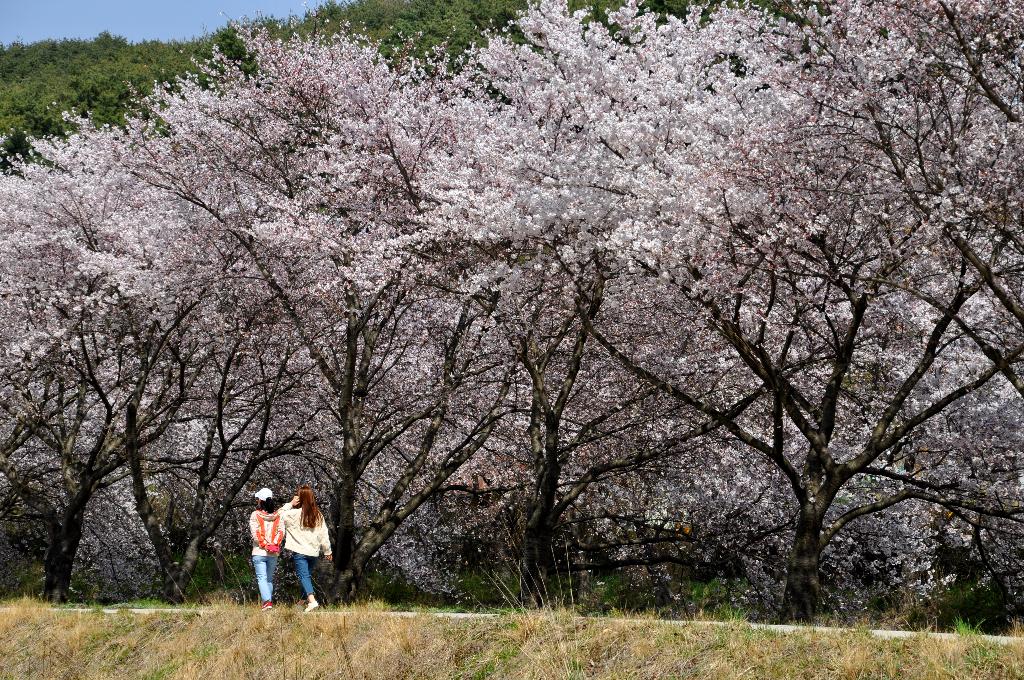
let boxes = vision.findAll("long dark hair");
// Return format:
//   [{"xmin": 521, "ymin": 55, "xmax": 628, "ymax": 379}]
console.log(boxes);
[
  {"xmin": 258, "ymin": 497, "xmax": 279, "ymax": 514},
  {"xmin": 297, "ymin": 485, "xmax": 322, "ymax": 529}
]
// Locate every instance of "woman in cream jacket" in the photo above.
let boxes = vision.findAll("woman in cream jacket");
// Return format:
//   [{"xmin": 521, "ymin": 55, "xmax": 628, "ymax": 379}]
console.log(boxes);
[{"xmin": 279, "ymin": 485, "xmax": 332, "ymax": 612}]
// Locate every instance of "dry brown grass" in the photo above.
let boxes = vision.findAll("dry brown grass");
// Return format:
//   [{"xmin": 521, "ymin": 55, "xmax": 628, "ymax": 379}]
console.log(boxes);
[{"xmin": 0, "ymin": 602, "xmax": 1022, "ymax": 679}]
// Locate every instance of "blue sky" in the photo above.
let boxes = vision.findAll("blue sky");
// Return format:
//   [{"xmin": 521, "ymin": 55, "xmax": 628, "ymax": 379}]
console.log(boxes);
[{"xmin": 1, "ymin": 0, "xmax": 331, "ymax": 45}]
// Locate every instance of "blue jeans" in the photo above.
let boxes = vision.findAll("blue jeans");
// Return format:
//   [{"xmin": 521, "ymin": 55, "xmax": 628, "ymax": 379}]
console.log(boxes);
[
  {"xmin": 252, "ymin": 555, "xmax": 278, "ymax": 603},
  {"xmin": 293, "ymin": 554, "xmax": 318, "ymax": 597}
]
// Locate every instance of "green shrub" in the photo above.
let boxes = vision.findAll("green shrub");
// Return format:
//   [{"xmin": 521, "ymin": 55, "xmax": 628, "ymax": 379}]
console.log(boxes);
[
  {"xmin": 457, "ymin": 570, "xmax": 519, "ymax": 608},
  {"xmin": 933, "ymin": 581, "xmax": 1007, "ymax": 633},
  {"xmin": 183, "ymin": 554, "xmax": 254, "ymax": 602},
  {"xmin": 899, "ymin": 580, "xmax": 1009, "ymax": 634},
  {"xmin": 0, "ymin": 561, "xmax": 43, "ymax": 599}
]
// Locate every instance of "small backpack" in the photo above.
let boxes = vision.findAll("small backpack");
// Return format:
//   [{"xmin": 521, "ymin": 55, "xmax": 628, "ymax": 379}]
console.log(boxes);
[{"xmin": 255, "ymin": 512, "xmax": 284, "ymax": 554}]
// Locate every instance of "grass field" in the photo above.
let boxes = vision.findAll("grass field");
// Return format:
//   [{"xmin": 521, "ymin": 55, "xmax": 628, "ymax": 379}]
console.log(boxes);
[{"xmin": 1, "ymin": 601, "xmax": 1023, "ymax": 679}]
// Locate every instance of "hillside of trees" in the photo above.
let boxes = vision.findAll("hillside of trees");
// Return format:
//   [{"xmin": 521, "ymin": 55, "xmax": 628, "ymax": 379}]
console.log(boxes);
[
  {"xmin": 0, "ymin": 0, "xmax": 529, "ymax": 170},
  {"xmin": 0, "ymin": 0, "xmax": 729, "ymax": 172}
]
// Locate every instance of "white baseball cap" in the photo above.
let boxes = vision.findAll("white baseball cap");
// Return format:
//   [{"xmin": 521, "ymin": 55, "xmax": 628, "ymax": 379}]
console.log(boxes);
[{"xmin": 254, "ymin": 487, "xmax": 273, "ymax": 501}]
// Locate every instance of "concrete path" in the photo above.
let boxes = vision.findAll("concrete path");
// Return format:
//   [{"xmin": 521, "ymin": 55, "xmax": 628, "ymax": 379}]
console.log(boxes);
[{"xmin": 43, "ymin": 606, "xmax": 1022, "ymax": 646}]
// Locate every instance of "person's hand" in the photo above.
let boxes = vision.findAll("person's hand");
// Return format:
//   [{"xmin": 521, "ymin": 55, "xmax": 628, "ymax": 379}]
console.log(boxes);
[{"xmin": 325, "ymin": 554, "xmax": 333, "ymax": 562}]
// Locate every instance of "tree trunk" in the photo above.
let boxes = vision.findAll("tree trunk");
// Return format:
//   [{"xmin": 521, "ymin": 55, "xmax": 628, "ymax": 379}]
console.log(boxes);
[
  {"xmin": 519, "ymin": 405, "xmax": 562, "ymax": 608},
  {"xmin": 160, "ymin": 541, "xmax": 203, "ymax": 603},
  {"xmin": 518, "ymin": 452, "xmax": 560, "ymax": 607},
  {"xmin": 162, "ymin": 570, "xmax": 190, "ymax": 604},
  {"xmin": 328, "ymin": 472, "xmax": 358, "ymax": 602},
  {"xmin": 213, "ymin": 544, "xmax": 227, "ymax": 586},
  {"xmin": 331, "ymin": 566, "xmax": 361, "ymax": 604},
  {"xmin": 520, "ymin": 521, "xmax": 554, "ymax": 607},
  {"xmin": 782, "ymin": 505, "xmax": 824, "ymax": 622},
  {"xmin": 42, "ymin": 509, "xmax": 86, "ymax": 603}
]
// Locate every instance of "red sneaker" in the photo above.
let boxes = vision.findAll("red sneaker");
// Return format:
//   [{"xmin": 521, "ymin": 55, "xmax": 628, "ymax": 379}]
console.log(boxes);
[{"xmin": 261, "ymin": 601, "xmax": 273, "ymax": 611}]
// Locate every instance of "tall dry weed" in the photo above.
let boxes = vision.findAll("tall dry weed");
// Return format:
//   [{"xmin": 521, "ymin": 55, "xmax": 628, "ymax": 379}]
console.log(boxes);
[{"xmin": 1, "ymin": 603, "xmax": 1023, "ymax": 679}]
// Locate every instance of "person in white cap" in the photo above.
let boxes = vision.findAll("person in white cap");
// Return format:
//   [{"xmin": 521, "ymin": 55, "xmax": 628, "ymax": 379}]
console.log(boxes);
[{"xmin": 249, "ymin": 487, "xmax": 284, "ymax": 611}]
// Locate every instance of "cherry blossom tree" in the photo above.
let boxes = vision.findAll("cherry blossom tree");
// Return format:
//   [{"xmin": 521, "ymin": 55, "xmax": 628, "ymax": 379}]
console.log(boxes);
[
  {"xmin": 455, "ymin": 0, "xmax": 1024, "ymax": 620},
  {"xmin": 113, "ymin": 29, "xmax": 514, "ymax": 601},
  {"xmin": 746, "ymin": 0, "xmax": 1024, "ymax": 618},
  {"xmin": 0, "ymin": 125, "xmax": 214, "ymax": 601},
  {"xmin": 125, "ymin": 299, "xmax": 315, "ymax": 602},
  {"xmin": 474, "ymin": 261, "xmax": 758, "ymax": 606}
]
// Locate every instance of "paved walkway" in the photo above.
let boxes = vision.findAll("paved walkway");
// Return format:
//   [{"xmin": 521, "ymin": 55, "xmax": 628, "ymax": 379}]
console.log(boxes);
[{"xmin": 46, "ymin": 606, "xmax": 1022, "ymax": 646}]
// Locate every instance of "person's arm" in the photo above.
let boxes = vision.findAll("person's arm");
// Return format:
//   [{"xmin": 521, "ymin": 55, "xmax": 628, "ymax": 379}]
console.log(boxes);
[
  {"xmin": 317, "ymin": 518, "xmax": 332, "ymax": 559},
  {"xmin": 248, "ymin": 511, "xmax": 260, "ymax": 543},
  {"xmin": 278, "ymin": 502, "xmax": 298, "ymax": 528}
]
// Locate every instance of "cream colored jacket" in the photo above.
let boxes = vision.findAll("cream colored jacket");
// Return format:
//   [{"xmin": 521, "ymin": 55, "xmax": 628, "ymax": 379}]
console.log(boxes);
[{"xmin": 279, "ymin": 505, "xmax": 332, "ymax": 558}]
